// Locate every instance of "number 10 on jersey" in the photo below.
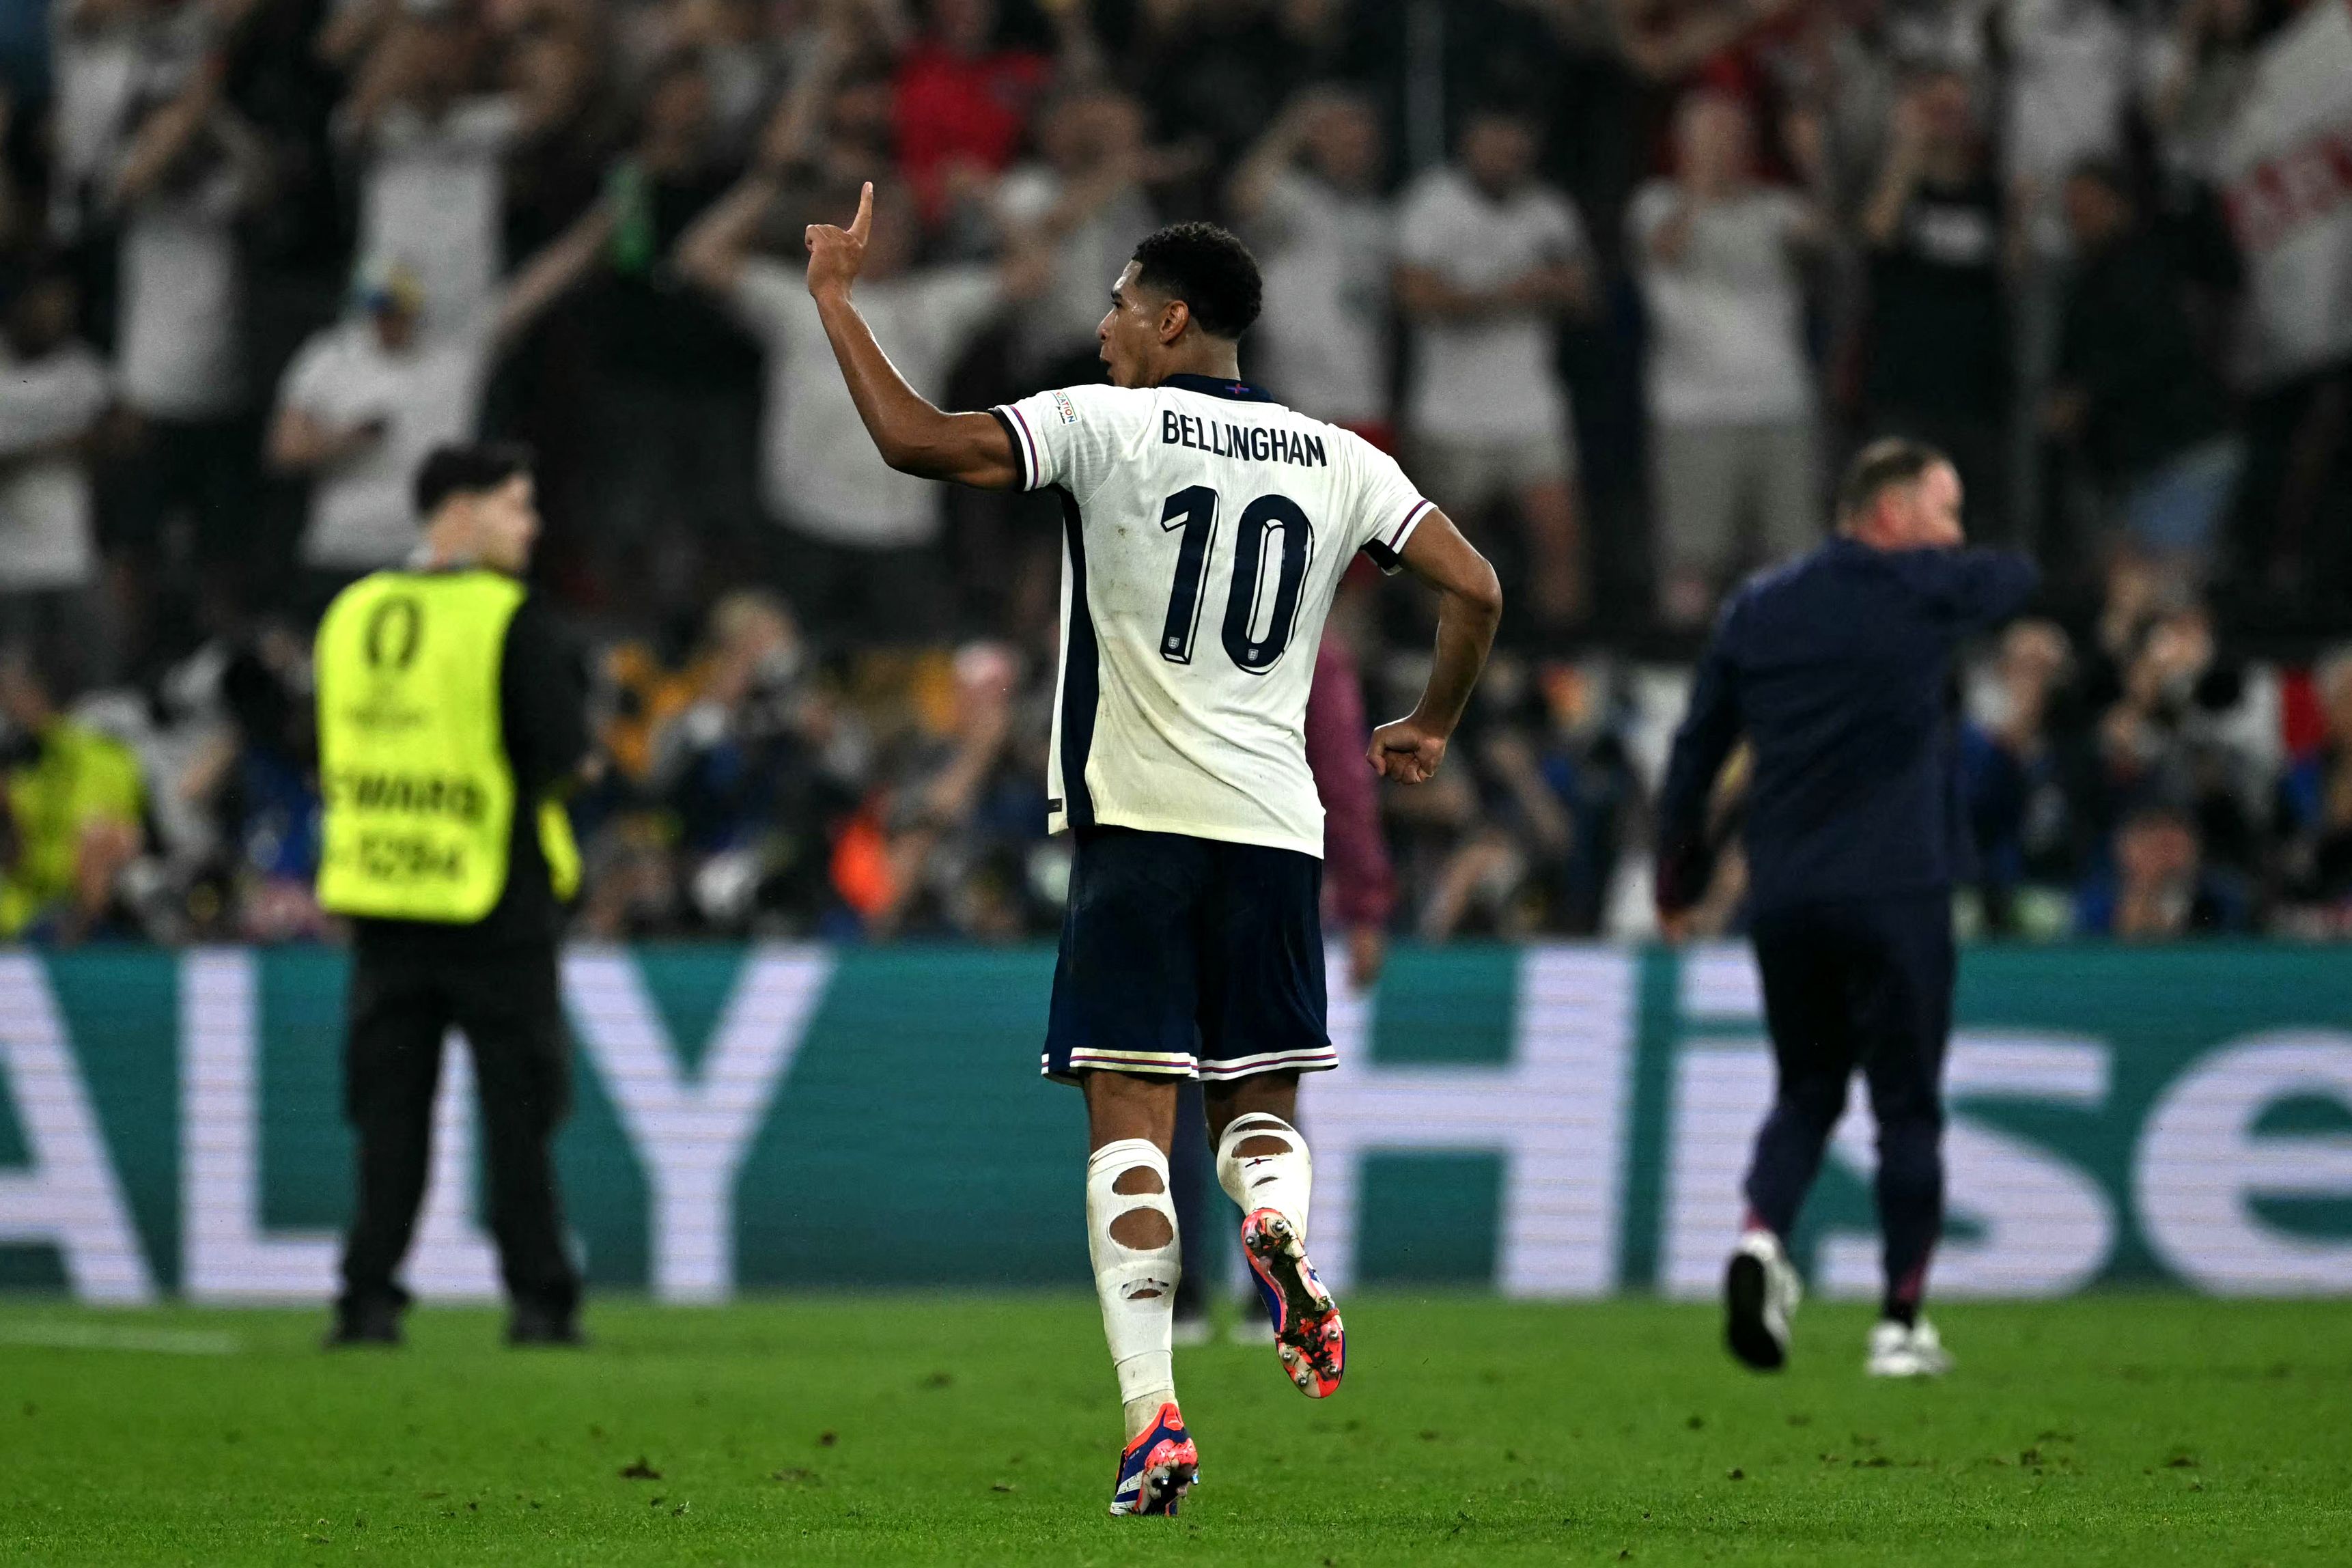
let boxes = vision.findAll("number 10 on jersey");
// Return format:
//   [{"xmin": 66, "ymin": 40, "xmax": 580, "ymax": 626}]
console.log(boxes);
[{"xmin": 1157, "ymin": 486, "xmax": 1315, "ymax": 675}]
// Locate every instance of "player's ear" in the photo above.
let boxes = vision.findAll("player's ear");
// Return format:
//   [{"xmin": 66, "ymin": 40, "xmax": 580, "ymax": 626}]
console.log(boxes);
[{"xmin": 1159, "ymin": 298, "xmax": 1190, "ymax": 346}]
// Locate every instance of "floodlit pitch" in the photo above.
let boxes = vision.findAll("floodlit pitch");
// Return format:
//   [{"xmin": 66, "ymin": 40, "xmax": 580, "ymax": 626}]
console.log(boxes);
[{"xmin": 3, "ymin": 1293, "xmax": 2347, "ymax": 1565}]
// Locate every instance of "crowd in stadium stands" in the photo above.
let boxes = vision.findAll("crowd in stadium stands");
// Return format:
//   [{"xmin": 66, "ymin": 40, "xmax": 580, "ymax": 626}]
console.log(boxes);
[{"xmin": 0, "ymin": 0, "xmax": 2347, "ymax": 946}]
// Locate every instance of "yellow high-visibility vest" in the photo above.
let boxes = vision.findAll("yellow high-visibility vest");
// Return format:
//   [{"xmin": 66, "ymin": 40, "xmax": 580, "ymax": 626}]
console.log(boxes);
[{"xmin": 313, "ymin": 569, "xmax": 580, "ymax": 922}]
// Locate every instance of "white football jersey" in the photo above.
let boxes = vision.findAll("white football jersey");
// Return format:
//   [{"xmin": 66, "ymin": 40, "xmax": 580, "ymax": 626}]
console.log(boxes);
[{"xmin": 992, "ymin": 374, "xmax": 1433, "ymax": 857}]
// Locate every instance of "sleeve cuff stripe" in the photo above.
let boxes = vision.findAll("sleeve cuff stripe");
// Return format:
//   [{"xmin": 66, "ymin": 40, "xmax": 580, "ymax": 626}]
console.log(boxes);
[
  {"xmin": 1006, "ymin": 404, "xmax": 1041, "ymax": 490},
  {"xmin": 988, "ymin": 406, "xmax": 1028, "ymax": 489},
  {"xmin": 1386, "ymin": 498, "xmax": 1434, "ymax": 549}
]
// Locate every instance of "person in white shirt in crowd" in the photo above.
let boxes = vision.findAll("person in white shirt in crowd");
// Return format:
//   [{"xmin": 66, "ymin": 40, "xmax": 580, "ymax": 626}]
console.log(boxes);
[
  {"xmin": 1395, "ymin": 102, "xmax": 1595, "ymax": 634},
  {"xmin": 677, "ymin": 150, "xmax": 1048, "ymax": 642},
  {"xmin": 2145, "ymin": 0, "xmax": 2265, "ymax": 180},
  {"xmin": 994, "ymin": 85, "xmax": 1164, "ymax": 387},
  {"xmin": 0, "ymin": 269, "xmax": 113, "ymax": 663},
  {"xmin": 44, "ymin": 0, "xmax": 206, "ymax": 244},
  {"xmin": 336, "ymin": 0, "xmax": 529, "ymax": 332},
  {"xmin": 1996, "ymin": 0, "xmax": 2133, "ymax": 258},
  {"xmin": 2201, "ymin": 0, "xmax": 2352, "ymax": 595},
  {"xmin": 1630, "ymin": 91, "xmax": 1828, "ymax": 627},
  {"xmin": 1229, "ymin": 86, "xmax": 1394, "ymax": 443},
  {"xmin": 106, "ymin": 49, "xmax": 272, "ymax": 626},
  {"xmin": 266, "ymin": 208, "xmax": 613, "ymax": 605}
]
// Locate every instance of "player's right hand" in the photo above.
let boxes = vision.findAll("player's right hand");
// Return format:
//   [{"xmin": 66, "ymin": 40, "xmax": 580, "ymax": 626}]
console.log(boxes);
[
  {"xmin": 804, "ymin": 180, "xmax": 872, "ymax": 302},
  {"xmin": 1367, "ymin": 716, "xmax": 1447, "ymax": 785}
]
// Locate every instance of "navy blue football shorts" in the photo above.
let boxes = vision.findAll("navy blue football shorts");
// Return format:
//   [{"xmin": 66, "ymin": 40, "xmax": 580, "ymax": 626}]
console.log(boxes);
[{"xmin": 1043, "ymin": 825, "xmax": 1335, "ymax": 1083}]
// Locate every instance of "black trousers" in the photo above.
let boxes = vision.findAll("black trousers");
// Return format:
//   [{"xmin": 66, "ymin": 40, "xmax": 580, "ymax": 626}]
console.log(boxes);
[
  {"xmin": 339, "ymin": 939, "xmax": 581, "ymax": 1317},
  {"xmin": 1743, "ymin": 891, "xmax": 1953, "ymax": 1311}
]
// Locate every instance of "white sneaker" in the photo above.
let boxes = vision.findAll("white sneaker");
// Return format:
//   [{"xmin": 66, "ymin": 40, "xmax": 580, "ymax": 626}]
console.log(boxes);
[
  {"xmin": 1723, "ymin": 1230, "xmax": 1802, "ymax": 1371},
  {"xmin": 1865, "ymin": 1317, "xmax": 1954, "ymax": 1378}
]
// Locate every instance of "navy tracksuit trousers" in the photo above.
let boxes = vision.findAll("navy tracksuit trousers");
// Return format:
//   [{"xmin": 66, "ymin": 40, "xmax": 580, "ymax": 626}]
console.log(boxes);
[{"xmin": 1743, "ymin": 890, "xmax": 1953, "ymax": 1317}]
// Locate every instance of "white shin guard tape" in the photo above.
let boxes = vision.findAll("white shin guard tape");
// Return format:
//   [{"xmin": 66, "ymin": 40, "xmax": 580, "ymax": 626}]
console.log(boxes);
[
  {"xmin": 1085, "ymin": 1138, "xmax": 1180, "ymax": 1409},
  {"xmin": 1216, "ymin": 1113, "xmax": 1313, "ymax": 1240}
]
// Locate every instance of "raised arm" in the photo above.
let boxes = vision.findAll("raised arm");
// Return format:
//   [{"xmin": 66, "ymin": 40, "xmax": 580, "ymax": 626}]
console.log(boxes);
[
  {"xmin": 674, "ymin": 170, "xmax": 780, "ymax": 296},
  {"xmin": 1366, "ymin": 509, "xmax": 1503, "ymax": 784},
  {"xmin": 1228, "ymin": 97, "xmax": 1315, "ymax": 226},
  {"xmin": 803, "ymin": 183, "xmax": 1019, "ymax": 489},
  {"xmin": 113, "ymin": 61, "xmax": 223, "ymax": 205},
  {"xmin": 1393, "ymin": 262, "xmax": 1509, "ymax": 323},
  {"xmin": 1860, "ymin": 90, "xmax": 1931, "ymax": 249},
  {"xmin": 488, "ymin": 200, "xmax": 615, "ymax": 352}
]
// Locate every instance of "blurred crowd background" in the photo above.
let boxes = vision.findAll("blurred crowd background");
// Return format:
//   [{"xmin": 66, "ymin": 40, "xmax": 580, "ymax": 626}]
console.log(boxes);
[{"xmin": 0, "ymin": 0, "xmax": 2348, "ymax": 949}]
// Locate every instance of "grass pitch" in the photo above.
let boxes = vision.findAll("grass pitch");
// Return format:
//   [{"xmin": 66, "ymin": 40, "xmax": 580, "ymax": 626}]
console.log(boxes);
[{"xmin": 1, "ymin": 1293, "xmax": 2346, "ymax": 1565}]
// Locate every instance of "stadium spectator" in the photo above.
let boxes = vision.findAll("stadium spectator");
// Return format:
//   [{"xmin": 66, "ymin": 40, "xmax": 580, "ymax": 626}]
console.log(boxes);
[
  {"xmin": 1629, "ymin": 90, "xmax": 1824, "ymax": 626},
  {"xmin": 1960, "ymin": 617, "xmax": 2086, "ymax": 936},
  {"xmin": 337, "ymin": 1, "xmax": 522, "ymax": 331},
  {"xmin": 571, "ymin": 51, "xmax": 764, "ymax": 621},
  {"xmin": 2045, "ymin": 160, "xmax": 2241, "ymax": 590},
  {"xmin": 832, "ymin": 641, "xmax": 1028, "ymax": 942},
  {"xmin": 0, "ymin": 267, "xmax": 111, "ymax": 664},
  {"xmin": 648, "ymin": 0, "xmax": 789, "ymax": 159},
  {"xmin": 995, "ymin": 84, "xmax": 1162, "ymax": 384},
  {"xmin": 104, "ymin": 51, "xmax": 271, "ymax": 629},
  {"xmin": 0, "ymin": 646, "xmax": 145, "ymax": 942},
  {"xmin": 1396, "ymin": 102, "xmax": 1595, "ymax": 634},
  {"xmin": 1123, "ymin": 0, "xmax": 1339, "ymax": 176},
  {"xmin": 1227, "ymin": 85, "xmax": 1392, "ymax": 438},
  {"xmin": 1856, "ymin": 67, "xmax": 2013, "ymax": 542},
  {"xmin": 1994, "ymin": 0, "xmax": 2133, "ymax": 258},
  {"xmin": 2082, "ymin": 593, "xmax": 2265, "ymax": 880},
  {"xmin": 2075, "ymin": 800, "xmax": 2250, "ymax": 938},
  {"xmin": 675, "ymin": 150, "xmax": 1046, "ymax": 643},
  {"xmin": 2274, "ymin": 649, "xmax": 2352, "ymax": 927},
  {"xmin": 1408, "ymin": 652, "xmax": 1641, "ymax": 939},
  {"xmin": 196, "ymin": 624, "xmax": 328, "ymax": 943},
  {"xmin": 2205, "ymin": 0, "xmax": 2352, "ymax": 602},
  {"xmin": 501, "ymin": 20, "xmax": 617, "ymax": 257},
  {"xmin": 891, "ymin": 0, "xmax": 1055, "ymax": 227},
  {"xmin": 267, "ymin": 208, "xmax": 609, "ymax": 601},
  {"xmin": 647, "ymin": 590, "xmax": 858, "ymax": 935},
  {"xmin": 2145, "ymin": 0, "xmax": 2266, "ymax": 180}
]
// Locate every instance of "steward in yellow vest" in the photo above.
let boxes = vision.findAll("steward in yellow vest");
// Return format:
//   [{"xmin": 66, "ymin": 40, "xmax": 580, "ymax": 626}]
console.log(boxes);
[
  {"xmin": 316, "ymin": 443, "xmax": 590, "ymax": 1349},
  {"xmin": 316, "ymin": 568, "xmax": 579, "ymax": 921}
]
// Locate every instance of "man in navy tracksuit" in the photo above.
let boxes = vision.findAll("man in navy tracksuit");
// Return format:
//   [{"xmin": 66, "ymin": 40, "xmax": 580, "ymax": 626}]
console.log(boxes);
[{"xmin": 1655, "ymin": 439, "xmax": 2037, "ymax": 1379}]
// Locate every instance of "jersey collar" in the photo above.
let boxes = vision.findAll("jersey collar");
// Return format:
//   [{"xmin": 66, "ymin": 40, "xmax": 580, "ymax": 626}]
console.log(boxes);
[{"xmin": 1160, "ymin": 372, "xmax": 1276, "ymax": 403}]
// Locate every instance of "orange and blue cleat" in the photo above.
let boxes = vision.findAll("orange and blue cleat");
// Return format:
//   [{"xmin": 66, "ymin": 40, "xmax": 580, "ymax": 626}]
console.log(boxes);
[
  {"xmin": 1108, "ymin": 1402, "xmax": 1198, "ymax": 1517},
  {"xmin": 1242, "ymin": 1208, "xmax": 1345, "ymax": 1398}
]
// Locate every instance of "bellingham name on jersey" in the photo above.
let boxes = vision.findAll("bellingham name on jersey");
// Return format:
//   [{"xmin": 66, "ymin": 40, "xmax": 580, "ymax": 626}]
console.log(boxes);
[
  {"xmin": 992, "ymin": 375, "xmax": 1433, "ymax": 860},
  {"xmin": 1160, "ymin": 409, "xmax": 1330, "ymax": 469}
]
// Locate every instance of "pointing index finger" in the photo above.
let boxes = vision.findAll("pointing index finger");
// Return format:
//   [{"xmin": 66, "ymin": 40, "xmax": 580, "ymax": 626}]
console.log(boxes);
[{"xmin": 849, "ymin": 180, "xmax": 873, "ymax": 243}]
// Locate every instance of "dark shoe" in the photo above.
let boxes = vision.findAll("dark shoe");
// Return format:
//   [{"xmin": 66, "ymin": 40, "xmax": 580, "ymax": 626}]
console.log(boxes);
[
  {"xmin": 507, "ymin": 1304, "xmax": 585, "ymax": 1347},
  {"xmin": 324, "ymin": 1298, "xmax": 403, "ymax": 1349}
]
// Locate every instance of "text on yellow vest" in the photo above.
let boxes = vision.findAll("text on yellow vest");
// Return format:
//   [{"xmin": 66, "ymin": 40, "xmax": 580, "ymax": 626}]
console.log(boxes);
[{"xmin": 313, "ymin": 569, "xmax": 580, "ymax": 921}]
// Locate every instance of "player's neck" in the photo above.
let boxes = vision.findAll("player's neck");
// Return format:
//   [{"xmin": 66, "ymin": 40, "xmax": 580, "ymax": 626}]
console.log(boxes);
[{"xmin": 1142, "ymin": 341, "xmax": 1244, "ymax": 389}]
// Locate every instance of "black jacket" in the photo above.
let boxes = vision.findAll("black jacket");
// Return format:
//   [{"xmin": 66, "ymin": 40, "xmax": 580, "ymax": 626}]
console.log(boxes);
[{"xmin": 1657, "ymin": 537, "xmax": 2039, "ymax": 915}]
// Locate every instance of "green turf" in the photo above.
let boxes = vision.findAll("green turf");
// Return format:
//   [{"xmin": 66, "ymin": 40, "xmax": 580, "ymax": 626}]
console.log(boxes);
[{"xmin": 1, "ymin": 1293, "xmax": 2346, "ymax": 1565}]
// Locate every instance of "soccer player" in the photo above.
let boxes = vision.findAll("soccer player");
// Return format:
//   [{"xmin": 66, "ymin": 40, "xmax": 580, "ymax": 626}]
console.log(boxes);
[
  {"xmin": 1654, "ymin": 440, "xmax": 2037, "ymax": 1379},
  {"xmin": 805, "ymin": 186, "xmax": 1501, "ymax": 1515}
]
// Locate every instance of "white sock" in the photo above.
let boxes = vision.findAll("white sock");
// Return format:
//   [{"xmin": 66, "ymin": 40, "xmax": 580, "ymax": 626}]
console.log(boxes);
[
  {"xmin": 1085, "ymin": 1138, "xmax": 1180, "ymax": 1440},
  {"xmin": 1216, "ymin": 1113, "xmax": 1313, "ymax": 1240}
]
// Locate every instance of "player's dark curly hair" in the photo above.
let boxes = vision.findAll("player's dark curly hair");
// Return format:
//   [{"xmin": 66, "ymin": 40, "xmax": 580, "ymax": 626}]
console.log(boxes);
[{"xmin": 1130, "ymin": 223, "xmax": 1263, "ymax": 341}]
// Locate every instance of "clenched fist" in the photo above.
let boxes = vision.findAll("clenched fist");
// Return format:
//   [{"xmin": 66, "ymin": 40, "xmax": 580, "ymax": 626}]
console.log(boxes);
[{"xmin": 1367, "ymin": 714, "xmax": 1449, "ymax": 785}]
